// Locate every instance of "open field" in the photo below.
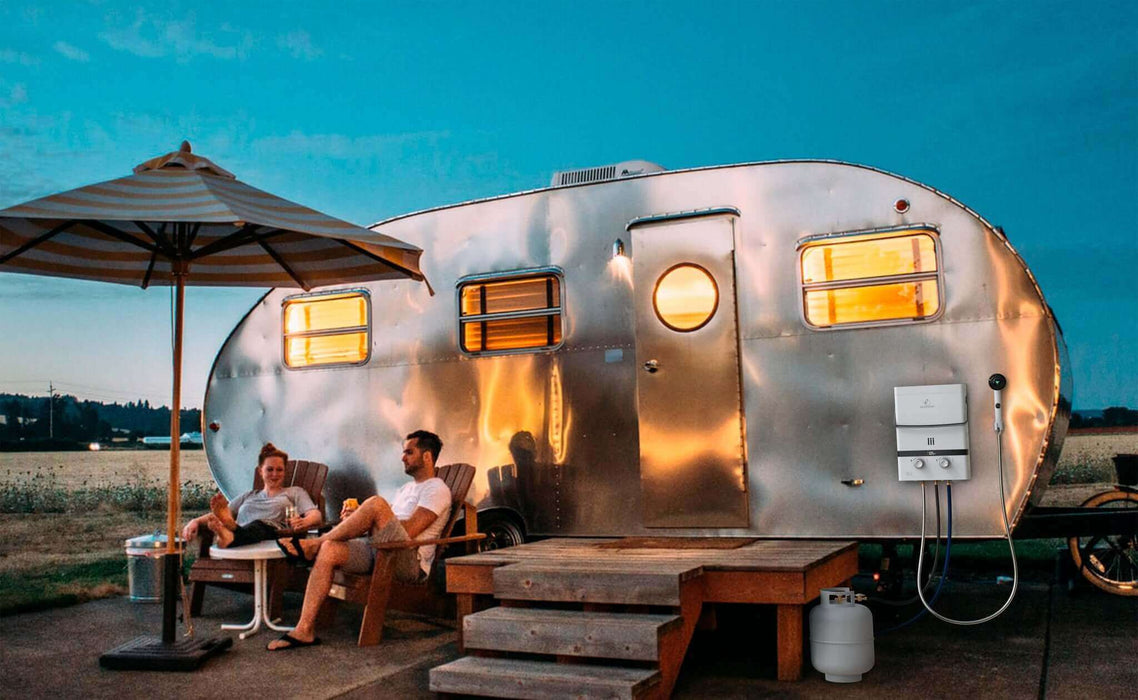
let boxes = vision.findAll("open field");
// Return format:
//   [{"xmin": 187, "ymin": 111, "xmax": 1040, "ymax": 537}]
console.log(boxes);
[{"xmin": 0, "ymin": 449, "xmax": 213, "ymax": 487}]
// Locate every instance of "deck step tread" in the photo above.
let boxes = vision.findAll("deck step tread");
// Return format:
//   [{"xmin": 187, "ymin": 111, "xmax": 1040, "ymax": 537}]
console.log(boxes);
[
  {"xmin": 449, "ymin": 538, "xmax": 858, "ymax": 572},
  {"xmin": 493, "ymin": 564, "xmax": 701, "ymax": 606},
  {"xmin": 429, "ymin": 656, "xmax": 660, "ymax": 700},
  {"xmin": 464, "ymin": 607, "xmax": 681, "ymax": 660}
]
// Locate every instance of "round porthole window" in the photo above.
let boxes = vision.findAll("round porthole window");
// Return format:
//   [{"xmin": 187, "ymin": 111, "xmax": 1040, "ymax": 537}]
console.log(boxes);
[{"xmin": 653, "ymin": 263, "xmax": 719, "ymax": 332}]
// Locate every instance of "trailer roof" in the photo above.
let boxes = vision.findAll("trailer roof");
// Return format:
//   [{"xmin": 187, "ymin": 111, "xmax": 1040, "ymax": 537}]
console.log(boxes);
[{"xmin": 367, "ymin": 158, "xmax": 996, "ymax": 235}]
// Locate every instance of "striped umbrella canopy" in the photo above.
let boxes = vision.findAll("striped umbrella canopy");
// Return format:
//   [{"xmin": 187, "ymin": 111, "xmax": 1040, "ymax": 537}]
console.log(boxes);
[
  {"xmin": 0, "ymin": 144, "xmax": 429, "ymax": 649},
  {"xmin": 0, "ymin": 141, "xmax": 424, "ymax": 290}
]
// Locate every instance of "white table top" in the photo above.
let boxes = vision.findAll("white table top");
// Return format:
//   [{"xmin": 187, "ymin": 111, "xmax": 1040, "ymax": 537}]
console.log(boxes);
[{"xmin": 208, "ymin": 539, "xmax": 287, "ymax": 560}]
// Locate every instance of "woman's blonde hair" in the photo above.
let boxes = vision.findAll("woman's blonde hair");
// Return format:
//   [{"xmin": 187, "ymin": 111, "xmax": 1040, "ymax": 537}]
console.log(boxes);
[{"xmin": 258, "ymin": 442, "xmax": 289, "ymax": 466}]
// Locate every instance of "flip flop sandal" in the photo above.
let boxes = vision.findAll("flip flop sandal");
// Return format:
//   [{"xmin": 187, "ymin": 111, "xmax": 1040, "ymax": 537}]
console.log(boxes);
[
  {"xmin": 275, "ymin": 537, "xmax": 304, "ymax": 566},
  {"xmin": 290, "ymin": 536, "xmax": 316, "ymax": 565},
  {"xmin": 268, "ymin": 633, "xmax": 321, "ymax": 651}
]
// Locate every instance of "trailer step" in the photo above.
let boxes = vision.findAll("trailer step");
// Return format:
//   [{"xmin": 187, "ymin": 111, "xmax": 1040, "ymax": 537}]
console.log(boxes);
[
  {"xmin": 493, "ymin": 563, "xmax": 702, "ymax": 606},
  {"xmin": 463, "ymin": 606, "xmax": 681, "ymax": 661},
  {"xmin": 429, "ymin": 656, "xmax": 661, "ymax": 699}
]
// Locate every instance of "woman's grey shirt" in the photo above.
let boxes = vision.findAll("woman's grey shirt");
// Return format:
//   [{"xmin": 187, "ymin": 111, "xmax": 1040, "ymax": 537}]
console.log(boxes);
[{"xmin": 229, "ymin": 486, "xmax": 317, "ymax": 528}]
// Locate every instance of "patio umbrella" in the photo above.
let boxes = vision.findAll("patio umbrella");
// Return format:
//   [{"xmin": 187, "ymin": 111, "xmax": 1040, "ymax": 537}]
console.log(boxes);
[{"xmin": 0, "ymin": 141, "xmax": 429, "ymax": 668}]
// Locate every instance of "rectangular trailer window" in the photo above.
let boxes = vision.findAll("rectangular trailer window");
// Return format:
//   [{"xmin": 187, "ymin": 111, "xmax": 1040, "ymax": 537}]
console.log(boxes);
[
  {"xmin": 282, "ymin": 290, "xmax": 370, "ymax": 368},
  {"xmin": 458, "ymin": 271, "xmax": 563, "ymax": 354},
  {"xmin": 799, "ymin": 228, "xmax": 942, "ymax": 328}
]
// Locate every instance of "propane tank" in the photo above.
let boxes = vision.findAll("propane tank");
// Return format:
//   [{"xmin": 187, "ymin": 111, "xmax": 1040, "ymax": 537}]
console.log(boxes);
[{"xmin": 809, "ymin": 587, "xmax": 875, "ymax": 682}]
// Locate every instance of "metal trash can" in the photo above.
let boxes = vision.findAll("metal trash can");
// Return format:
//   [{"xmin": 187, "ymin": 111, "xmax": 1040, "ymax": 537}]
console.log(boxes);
[{"xmin": 124, "ymin": 534, "xmax": 182, "ymax": 603}]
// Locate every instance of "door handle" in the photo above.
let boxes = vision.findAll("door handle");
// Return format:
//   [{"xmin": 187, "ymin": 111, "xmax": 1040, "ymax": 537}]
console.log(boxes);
[{"xmin": 643, "ymin": 360, "xmax": 659, "ymax": 373}]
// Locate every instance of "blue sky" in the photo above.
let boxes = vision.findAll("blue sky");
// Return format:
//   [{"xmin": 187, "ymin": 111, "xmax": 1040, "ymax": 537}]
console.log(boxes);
[{"xmin": 1, "ymin": 1, "xmax": 1135, "ymax": 409}]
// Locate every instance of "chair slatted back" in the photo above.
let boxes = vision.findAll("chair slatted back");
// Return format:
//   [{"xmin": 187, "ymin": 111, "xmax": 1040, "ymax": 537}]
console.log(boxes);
[
  {"xmin": 435, "ymin": 463, "xmax": 476, "ymax": 543},
  {"xmin": 253, "ymin": 459, "xmax": 328, "ymax": 515}
]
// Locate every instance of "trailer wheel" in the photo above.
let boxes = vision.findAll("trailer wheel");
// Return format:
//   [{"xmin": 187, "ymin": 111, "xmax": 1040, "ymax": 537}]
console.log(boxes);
[
  {"xmin": 1067, "ymin": 488, "xmax": 1138, "ymax": 597},
  {"xmin": 478, "ymin": 512, "xmax": 525, "ymax": 552}
]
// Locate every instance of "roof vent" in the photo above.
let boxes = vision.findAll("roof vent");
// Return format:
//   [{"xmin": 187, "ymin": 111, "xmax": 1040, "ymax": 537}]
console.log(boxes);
[{"xmin": 550, "ymin": 160, "xmax": 665, "ymax": 187}]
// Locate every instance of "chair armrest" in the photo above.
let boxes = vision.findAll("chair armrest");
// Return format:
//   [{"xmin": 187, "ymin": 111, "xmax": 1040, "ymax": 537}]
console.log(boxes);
[
  {"xmin": 372, "ymin": 533, "xmax": 486, "ymax": 551},
  {"xmin": 275, "ymin": 527, "xmax": 321, "ymax": 538}
]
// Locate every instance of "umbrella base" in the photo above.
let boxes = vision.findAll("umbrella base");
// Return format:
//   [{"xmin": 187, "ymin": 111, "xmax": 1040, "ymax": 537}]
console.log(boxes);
[{"xmin": 99, "ymin": 635, "xmax": 232, "ymax": 672}]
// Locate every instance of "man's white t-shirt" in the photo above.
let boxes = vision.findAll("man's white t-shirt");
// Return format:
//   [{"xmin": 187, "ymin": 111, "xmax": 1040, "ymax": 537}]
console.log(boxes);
[{"xmin": 390, "ymin": 477, "xmax": 451, "ymax": 575}]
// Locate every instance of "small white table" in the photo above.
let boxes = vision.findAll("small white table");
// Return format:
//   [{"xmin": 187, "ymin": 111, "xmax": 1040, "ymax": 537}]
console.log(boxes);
[{"xmin": 208, "ymin": 540, "xmax": 294, "ymax": 640}]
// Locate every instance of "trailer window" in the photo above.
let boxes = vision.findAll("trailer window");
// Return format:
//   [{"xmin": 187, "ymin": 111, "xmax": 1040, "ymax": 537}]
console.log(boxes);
[
  {"xmin": 799, "ymin": 229, "xmax": 942, "ymax": 328},
  {"xmin": 653, "ymin": 263, "xmax": 719, "ymax": 332},
  {"xmin": 458, "ymin": 272, "xmax": 563, "ymax": 354},
  {"xmin": 282, "ymin": 291, "xmax": 370, "ymax": 368}
]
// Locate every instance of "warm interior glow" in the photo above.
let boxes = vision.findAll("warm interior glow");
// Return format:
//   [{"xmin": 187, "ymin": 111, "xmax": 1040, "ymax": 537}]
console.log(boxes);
[
  {"xmin": 283, "ymin": 291, "xmax": 369, "ymax": 367},
  {"xmin": 459, "ymin": 274, "xmax": 562, "ymax": 353},
  {"xmin": 461, "ymin": 277, "xmax": 560, "ymax": 316},
  {"xmin": 284, "ymin": 293, "xmax": 368, "ymax": 334},
  {"xmin": 800, "ymin": 230, "xmax": 941, "ymax": 327},
  {"xmin": 801, "ymin": 233, "xmax": 937, "ymax": 284},
  {"xmin": 653, "ymin": 264, "xmax": 718, "ymax": 331},
  {"xmin": 462, "ymin": 315, "xmax": 562, "ymax": 352},
  {"xmin": 285, "ymin": 332, "xmax": 368, "ymax": 366},
  {"xmin": 804, "ymin": 280, "xmax": 940, "ymax": 326}
]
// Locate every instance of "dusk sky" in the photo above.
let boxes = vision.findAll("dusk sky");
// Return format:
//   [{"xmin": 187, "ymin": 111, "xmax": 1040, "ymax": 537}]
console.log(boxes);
[{"xmin": 1, "ymin": 1, "xmax": 1135, "ymax": 409}]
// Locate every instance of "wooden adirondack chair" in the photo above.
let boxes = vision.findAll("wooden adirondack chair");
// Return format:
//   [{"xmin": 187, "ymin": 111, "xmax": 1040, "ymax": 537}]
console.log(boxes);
[
  {"xmin": 187, "ymin": 459, "xmax": 328, "ymax": 616},
  {"xmin": 320, "ymin": 462, "xmax": 484, "ymax": 646}
]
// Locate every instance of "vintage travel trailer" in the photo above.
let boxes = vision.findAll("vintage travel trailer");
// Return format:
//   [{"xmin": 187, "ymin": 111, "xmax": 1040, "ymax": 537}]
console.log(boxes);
[{"xmin": 202, "ymin": 159, "xmax": 1070, "ymax": 546}]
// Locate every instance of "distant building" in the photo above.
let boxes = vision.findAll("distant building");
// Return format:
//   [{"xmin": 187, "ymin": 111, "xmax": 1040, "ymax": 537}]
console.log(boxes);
[{"xmin": 141, "ymin": 431, "xmax": 204, "ymax": 449}]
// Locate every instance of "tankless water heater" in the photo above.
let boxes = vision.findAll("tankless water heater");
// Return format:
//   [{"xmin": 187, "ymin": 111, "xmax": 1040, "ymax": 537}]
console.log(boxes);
[{"xmin": 895, "ymin": 384, "xmax": 970, "ymax": 481}]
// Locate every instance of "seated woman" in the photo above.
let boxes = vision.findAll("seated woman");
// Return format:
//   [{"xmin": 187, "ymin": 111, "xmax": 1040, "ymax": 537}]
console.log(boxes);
[{"xmin": 181, "ymin": 443, "xmax": 322, "ymax": 548}]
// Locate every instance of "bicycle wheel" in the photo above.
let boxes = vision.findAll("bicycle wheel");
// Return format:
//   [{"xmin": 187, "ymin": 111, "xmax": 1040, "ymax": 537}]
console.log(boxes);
[{"xmin": 1067, "ymin": 488, "xmax": 1138, "ymax": 596}]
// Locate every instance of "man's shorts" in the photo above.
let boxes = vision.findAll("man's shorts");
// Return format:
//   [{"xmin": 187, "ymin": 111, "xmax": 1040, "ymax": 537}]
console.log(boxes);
[{"xmin": 343, "ymin": 517, "xmax": 426, "ymax": 584}]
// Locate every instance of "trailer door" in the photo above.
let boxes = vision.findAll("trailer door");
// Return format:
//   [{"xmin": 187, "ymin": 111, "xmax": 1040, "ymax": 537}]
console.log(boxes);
[{"xmin": 630, "ymin": 211, "xmax": 748, "ymax": 528}]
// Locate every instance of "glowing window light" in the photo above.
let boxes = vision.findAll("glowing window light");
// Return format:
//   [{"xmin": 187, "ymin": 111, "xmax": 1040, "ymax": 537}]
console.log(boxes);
[
  {"xmin": 800, "ymin": 229, "xmax": 942, "ymax": 328},
  {"xmin": 459, "ymin": 273, "xmax": 563, "ymax": 355},
  {"xmin": 653, "ymin": 263, "xmax": 719, "ymax": 332},
  {"xmin": 282, "ymin": 291, "xmax": 370, "ymax": 368}
]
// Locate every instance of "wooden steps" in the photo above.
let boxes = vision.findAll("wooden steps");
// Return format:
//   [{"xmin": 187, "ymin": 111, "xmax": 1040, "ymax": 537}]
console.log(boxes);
[
  {"xmin": 463, "ymin": 607, "xmax": 682, "ymax": 661},
  {"xmin": 493, "ymin": 563, "xmax": 701, "ymax": 606},
  {"xmin": 430, "ymin": 656, "xmax": 661, "ymax": 700},
  {"xmin": 429, "ymin": 563, "xmax": 703, "ymax": 699}
]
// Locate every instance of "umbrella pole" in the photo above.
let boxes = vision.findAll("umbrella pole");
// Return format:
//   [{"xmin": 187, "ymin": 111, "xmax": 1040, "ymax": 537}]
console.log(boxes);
[
  {"xmin": 162, "ymin": 264, "xmax": 186, "ymax": 643},
  {"xmin": 168, "ymin": 270, "xmax": 184, "ymax": 555}
]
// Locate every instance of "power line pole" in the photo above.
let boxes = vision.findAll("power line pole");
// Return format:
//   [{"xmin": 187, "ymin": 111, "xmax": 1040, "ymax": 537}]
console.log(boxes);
[{"xmin": 49, "ymin": 380, "xmax": 54, "ymax": 439}]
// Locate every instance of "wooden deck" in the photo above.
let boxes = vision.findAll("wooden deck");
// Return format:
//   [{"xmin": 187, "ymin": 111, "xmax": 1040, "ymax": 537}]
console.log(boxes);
[{"xmin": 439, "ymin": 537, "xmax": 857, "ymax": 692}]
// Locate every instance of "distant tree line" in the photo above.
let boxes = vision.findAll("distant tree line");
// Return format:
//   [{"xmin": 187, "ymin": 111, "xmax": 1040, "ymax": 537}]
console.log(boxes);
[
  {"xmin": 0, "ymin": 393, "xmax": 201, "ymax": 449},
  {"xmin": 1070, "ymin": 406, "xmax": 1138, "ymax": 429}
]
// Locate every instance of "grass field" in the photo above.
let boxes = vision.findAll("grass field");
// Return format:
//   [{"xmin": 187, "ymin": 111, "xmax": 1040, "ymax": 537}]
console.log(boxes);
[
  {"xmin": 0, "ymin": 449, "xmax": 213, "ymax": 487},
  {"xmin": 0, "ymin": 430, "xmax": 1134, "ymax": 615}
]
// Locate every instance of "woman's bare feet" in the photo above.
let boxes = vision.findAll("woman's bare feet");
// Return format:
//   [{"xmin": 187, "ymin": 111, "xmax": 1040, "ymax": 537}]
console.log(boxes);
[
  {"xmin": 210, "ymin": 492, "xmax": 239, "ymax": 530},
  {"xmin": 206, "ymin": 514, "xmax": 235, "ymax": 548}
]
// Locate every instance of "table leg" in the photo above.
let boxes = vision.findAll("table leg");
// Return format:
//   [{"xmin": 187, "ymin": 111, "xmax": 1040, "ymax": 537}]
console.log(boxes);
[
  {"xmin": 238, "ymin": 559, "xmax": 266, "ymax": 640},
  {"xmin": 220, "ymin": 558, "xmax": 258, "ymax": 634},
  {"xmin": 776, "ymin": 604, "xmax": 804, "ymax": 681}
]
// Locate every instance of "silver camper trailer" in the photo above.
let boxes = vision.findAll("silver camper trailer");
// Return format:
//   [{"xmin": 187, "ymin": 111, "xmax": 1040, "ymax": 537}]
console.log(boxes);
[{"xmin": 202, "ymin": 159, "xmax": 1069, "ymax": 545}]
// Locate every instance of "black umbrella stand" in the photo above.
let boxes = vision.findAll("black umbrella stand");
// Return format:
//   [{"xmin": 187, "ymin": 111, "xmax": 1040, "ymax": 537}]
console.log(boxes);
[{"xmin": 100, "ymin": 263, "xmax": 232, "ymax": 671}]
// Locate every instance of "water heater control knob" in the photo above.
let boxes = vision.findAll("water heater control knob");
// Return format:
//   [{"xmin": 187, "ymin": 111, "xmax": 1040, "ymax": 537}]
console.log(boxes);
[
  {"xmin": 938, "ymin": 458, "xmax": 951, "ymax": 469},
  {"xmin": 912, "ymin": 458, "xmax": 925, "ymax": 469}
]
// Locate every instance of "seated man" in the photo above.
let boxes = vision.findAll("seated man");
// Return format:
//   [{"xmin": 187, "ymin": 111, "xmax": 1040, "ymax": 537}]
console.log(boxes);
[{"xmin": 268, "ymin": 429, "xmax": 451, "ymax": 650}]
